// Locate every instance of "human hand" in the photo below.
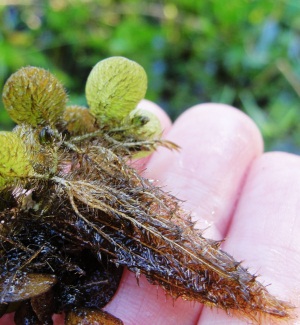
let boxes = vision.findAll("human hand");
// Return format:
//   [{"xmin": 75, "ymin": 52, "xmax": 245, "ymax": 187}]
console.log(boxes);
[
  {"xmin": 104, "ymin": 101, "xmax": 300, "ymax": 324},
  {"xmin": 1, "ymin": 101, "xmax": 299, "ymax": 324}
]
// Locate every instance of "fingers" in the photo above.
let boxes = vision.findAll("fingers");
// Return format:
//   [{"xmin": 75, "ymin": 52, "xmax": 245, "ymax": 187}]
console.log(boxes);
[
  {"xmin": 226, "ymin": 151, "xmax": 300, "ymax": 297},
  {"xmin": 199, "ymin": 152, "xmax": 300, "ymax": 324},
  {"xmin": 106, "ymin": 102, "xmax": 264, "ymax": 324},
  {"xmin": 146, "ymin": 103, "xmax": 263, "ymax": 238}
]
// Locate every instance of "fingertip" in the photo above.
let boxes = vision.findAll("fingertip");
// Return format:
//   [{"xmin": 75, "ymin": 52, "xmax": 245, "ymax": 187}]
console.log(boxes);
[
  {"xmin": 174, "ymin": 103, "xmax": 264, "ymax": 154},
  {"xmin": 146, "ymin": 103, "xmax": 264, "ymax": 235}
]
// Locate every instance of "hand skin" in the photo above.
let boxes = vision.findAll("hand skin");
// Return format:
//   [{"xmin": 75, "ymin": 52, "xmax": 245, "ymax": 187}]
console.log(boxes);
[{"xmin": 1, "ymin": 101, "xmax": 300, "ymax": 324}]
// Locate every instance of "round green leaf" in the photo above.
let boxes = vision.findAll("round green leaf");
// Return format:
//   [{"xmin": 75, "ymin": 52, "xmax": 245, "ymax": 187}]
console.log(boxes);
[
  {"xmin": 0, "ymin": 131, "xmax": 34, "ymax": 188},
  {"xmin": 2, "ymin": 67, "xmax": 67, "ymax": 127},
  {"xmin": 85, "ymin": 57, "xmax": 147, "ymax": 125}
]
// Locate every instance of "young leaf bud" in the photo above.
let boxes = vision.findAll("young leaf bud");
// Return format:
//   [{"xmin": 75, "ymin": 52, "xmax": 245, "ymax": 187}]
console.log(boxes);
[
  {"xmin": 124, "ymin": 108, "xmax": 163, "ymax": 159},
  {"xmin": 2, "ymin": 67, "xmax": 67, "ymax": 127},
  {"xmin": 63, "ymin": 105, "xmax": 97, "ymax": 135},
  {"xmin": 0, "ymin": 131, "xmax": 34, "ymax": 188},
  {"xmin": 85, "ymin": 57, "xmax": 147, "ymax": 125},
  {"xmin": 127, "ymin": 108, "xmax": 162, "ymax": 140}
]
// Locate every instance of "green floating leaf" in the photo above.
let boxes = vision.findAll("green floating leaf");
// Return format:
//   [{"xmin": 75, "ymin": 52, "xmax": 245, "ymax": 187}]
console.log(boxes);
[
  {"xmin": 85, "ymin": 56, "xmax": 147, "ymax": 125},
  {"xmin": 2, "ymin": 67, "xmax": 67, "ymax": 127},
  {"xmin": 0, "ymin": 131, "xmax": 34, "ymax": 189}
]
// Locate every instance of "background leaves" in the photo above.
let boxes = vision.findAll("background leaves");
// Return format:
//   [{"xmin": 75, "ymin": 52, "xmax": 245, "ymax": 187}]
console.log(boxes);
[{"xmin": 0, "ymin": 0, "xmax": 300, "ymax": 151}]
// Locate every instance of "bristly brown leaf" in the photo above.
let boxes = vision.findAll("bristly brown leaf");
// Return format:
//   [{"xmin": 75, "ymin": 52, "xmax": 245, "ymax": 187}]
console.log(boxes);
[{"xmin": 50, "ymin": 143, "xmax": 293, "ymax": 324}]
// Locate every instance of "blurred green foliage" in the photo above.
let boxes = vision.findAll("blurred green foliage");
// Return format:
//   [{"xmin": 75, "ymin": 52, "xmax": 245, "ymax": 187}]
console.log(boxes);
[{"xmin": 0, "ymin": 0, "xmax": 300, "ymax": 151}]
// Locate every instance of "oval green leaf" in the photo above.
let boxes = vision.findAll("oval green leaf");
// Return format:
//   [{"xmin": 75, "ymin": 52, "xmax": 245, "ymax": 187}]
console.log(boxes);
[{"xmin": 85, "ymin": 57, "xmax": 147, "ymax": 125}]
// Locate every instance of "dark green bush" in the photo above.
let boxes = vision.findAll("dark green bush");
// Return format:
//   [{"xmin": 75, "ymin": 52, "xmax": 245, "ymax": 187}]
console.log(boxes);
[{"xmin": 1, "ymin": 0, "xmax": 299, "ymax": 151}]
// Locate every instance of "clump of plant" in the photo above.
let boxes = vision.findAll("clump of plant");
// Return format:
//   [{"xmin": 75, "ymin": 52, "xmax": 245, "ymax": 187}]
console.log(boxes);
[{"xmin": 0, "ymin": 57, "xmax": 293, "ymax": 324}]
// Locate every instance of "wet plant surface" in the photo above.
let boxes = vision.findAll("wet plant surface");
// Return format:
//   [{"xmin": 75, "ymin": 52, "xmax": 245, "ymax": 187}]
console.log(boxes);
[{"xmin": 0, "ymin": 57, "xmax": 294, "ymax": 324}]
